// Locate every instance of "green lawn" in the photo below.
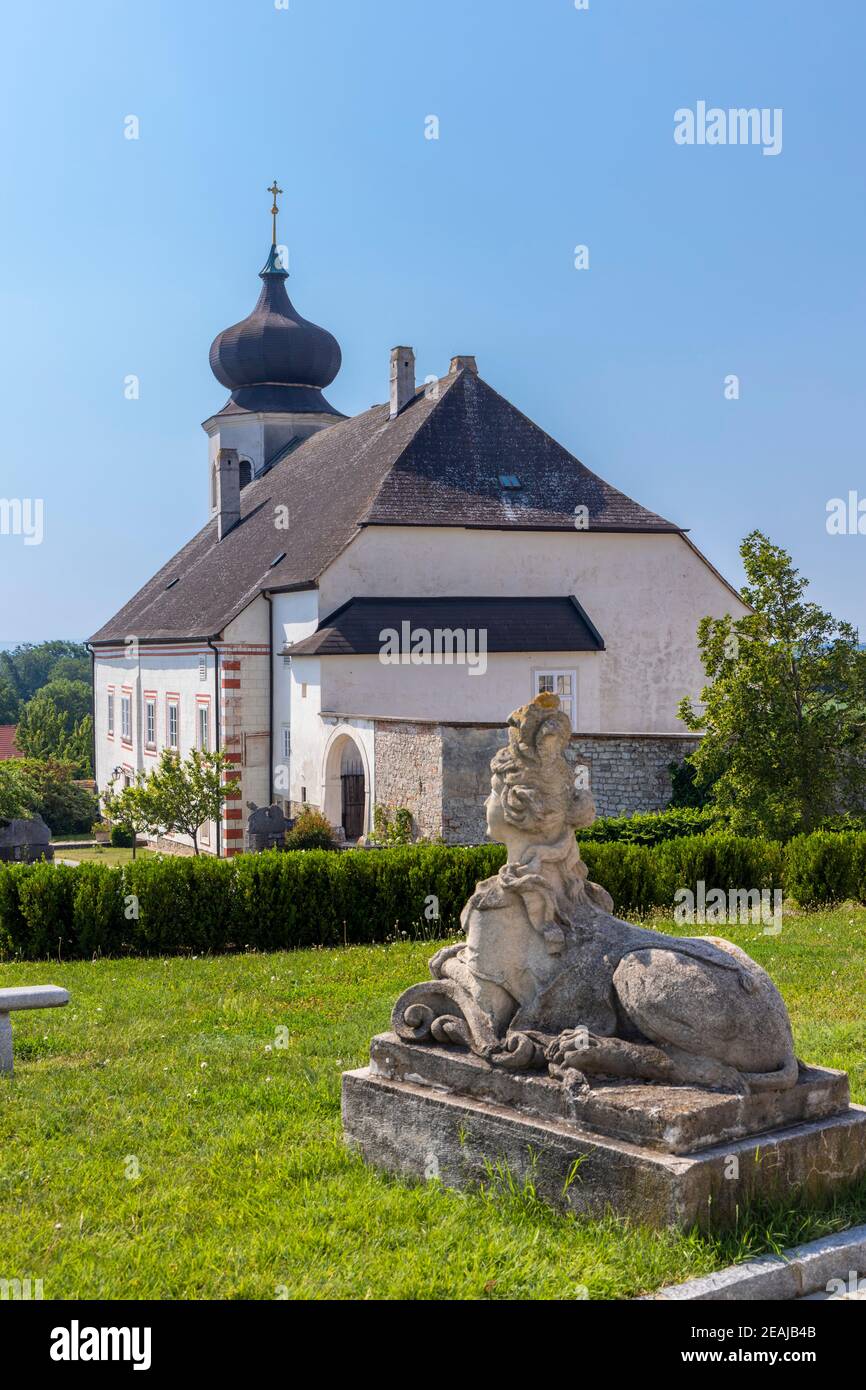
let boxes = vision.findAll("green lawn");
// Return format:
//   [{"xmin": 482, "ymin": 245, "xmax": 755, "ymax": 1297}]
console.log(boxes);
[
  {"xmin": 1, "ymin": 907, "xmax": 865, "ymax": 1300},
  {"xmin": 54, "ymin": 846, "xmax": 157, "ymax": 866}
]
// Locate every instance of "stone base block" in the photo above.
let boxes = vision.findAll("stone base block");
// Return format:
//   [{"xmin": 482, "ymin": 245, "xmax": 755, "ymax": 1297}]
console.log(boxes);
[
  {"xmin": 367, "ymin": 1034, "xmax": 851, "ymax": 1154},
  {"xmin": 342, "ymin": 1057, "xmax": 866, "ymax": 1229}
]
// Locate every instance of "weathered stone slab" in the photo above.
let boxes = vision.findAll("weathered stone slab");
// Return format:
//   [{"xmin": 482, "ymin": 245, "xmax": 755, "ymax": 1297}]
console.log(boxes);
[
  {"xmin": 0, "ymin": 986, "xmax": 69, "ymax": 1013},
  {"xmin": 0, "ymin": 985, "xmax": 69, "ymax": 1075},
  {"xmin": 647, "ymin": 1223, "xmax": 866, "ymax": 1300},
  {"xmin": 369, "ymin": 1034, "xmax": 849, "ymax": 1155},
  {"xmin": 342, "ymin": 1066, "xmax": 866, "ymax": 1230}
]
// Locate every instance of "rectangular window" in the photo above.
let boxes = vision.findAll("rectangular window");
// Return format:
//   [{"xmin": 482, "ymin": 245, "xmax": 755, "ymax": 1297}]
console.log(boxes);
[
  {"xmin": 107, "ymin": 689, "xmax": 115, "ymax": 738},
  {"xmin": 144, "ymin": 697, "xmax": 156, "ymax": 750},
  {"xmin": 199, "ymin": 655, "xmax": 207, "ymax": 682},
  {"xmin": 301, "ymin": 683, "xmax": 307, "ymax": 700},
  {"xmin": 281, "ymin": 725, "xmax": 290, "ymax": 760},
  {"xmin": 120, "ymin": 692, "xmax": 132, "ymax": 744},
  {"xmin": 534, "ymin": 670, "xmax": 576, "ymax": 729},
  {"xmin": 167, "ymin": 698, "xmax": 179, "ymax": 749},
  {"xmin": 198, "ymin": 702, "xmax": 209, "ymax": 751}
]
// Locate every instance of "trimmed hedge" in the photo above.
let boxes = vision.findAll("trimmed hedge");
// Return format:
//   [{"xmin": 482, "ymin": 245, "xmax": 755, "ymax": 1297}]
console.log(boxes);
[
  {"xmin": 1, "ymin": 833, "xmax": 865, "ymax": 961},
  {"xmin": 578, "ymin": 806, "xmax": 722, "ymax": 845},
  {"xmin": 0, "ymin": 844, "xmax": 504, "ymax": 960},
  {"xmin": 581, "ymin": 807, "xmax": 866, "ymax": 846}
]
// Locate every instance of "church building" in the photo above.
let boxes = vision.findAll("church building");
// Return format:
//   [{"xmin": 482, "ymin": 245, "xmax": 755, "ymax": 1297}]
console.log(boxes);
[{"xmin": 89, "ymin": 193, "xmax": 748, "ymax": 855}]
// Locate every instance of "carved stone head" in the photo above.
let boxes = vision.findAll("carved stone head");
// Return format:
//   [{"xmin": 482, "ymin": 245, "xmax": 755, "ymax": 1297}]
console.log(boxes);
[{"xmin": 486, "ymin": 693, "xmax": 595, "ymax": 852}]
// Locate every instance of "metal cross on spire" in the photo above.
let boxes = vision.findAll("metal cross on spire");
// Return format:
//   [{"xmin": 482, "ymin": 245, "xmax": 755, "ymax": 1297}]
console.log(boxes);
[{"xmin": 268, "ymin": 180, "xmax": 283, "ymax": 245}]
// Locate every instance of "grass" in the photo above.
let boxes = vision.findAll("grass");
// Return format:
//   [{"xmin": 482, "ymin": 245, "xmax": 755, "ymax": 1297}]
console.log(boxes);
[
  {"xmin": 0, "ymin": 906, "xmax": 865, "ymax": 1299},
  {"xmin": 54, "ymin": 846, "xmax": 157, "ymax": 866}
]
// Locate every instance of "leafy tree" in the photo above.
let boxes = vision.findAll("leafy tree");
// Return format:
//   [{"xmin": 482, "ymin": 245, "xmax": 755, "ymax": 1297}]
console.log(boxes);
[
  {"xmin": 0, "ymin": 758, "xmax": 97, "ymax": 833},
  {"xmin": 0, "ymin": 641, "xmax": 89, "ymax": 703},
  {"xmin": 135, "ymin": 748, "xmax": 232, "ymax": 855},
  {"xmin": 0, "ymin": 761, "xmax": 37, "ymax": 822},
  {"xmin": 667, "ymin": 756, "xmax": 719, "ymax": 809},
  {"xmin": 102, "ymin": 774, "xmax": 152, "ymax": 860},
  {"xmin": 16, "ymin": 679, "xmax": 93, "ymax": 774},
  {"xmin": 45, "ymin": 653, "xmax": 90, "ymax": 684},
  {"xmin": 679, "ymin": 530, "xmax": 866, "ymax": 838},
  {"xmin": 0, "ymin": 674, "xmax": 20, "ymax": 724}
]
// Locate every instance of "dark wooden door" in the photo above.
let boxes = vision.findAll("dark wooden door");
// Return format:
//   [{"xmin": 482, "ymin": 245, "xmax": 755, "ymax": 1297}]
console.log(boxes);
[{"xmin": 341, "ymin": 767, "xmax": 365, "ymax": 840}]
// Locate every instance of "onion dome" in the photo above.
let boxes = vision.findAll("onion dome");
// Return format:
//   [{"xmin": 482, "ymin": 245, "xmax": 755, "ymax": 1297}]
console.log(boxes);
[{"xmin": 209, "ymin": 226, "xmax": 342, "ymax": 416}]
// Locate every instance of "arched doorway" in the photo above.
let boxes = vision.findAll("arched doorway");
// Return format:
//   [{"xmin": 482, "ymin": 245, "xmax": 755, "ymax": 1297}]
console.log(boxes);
[
  {"xmin": 322, "ymin": 730, "xmax": 369, "ymax": 842},
  {"xmin": 340, "ymin": 745, "xmax": 365, "ymax": 841}
]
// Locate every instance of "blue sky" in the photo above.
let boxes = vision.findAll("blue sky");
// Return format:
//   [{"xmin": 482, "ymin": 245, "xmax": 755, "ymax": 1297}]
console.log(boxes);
[{"xmin": 1, "ymin": 0, "xmax": 864, "ymax": 641}]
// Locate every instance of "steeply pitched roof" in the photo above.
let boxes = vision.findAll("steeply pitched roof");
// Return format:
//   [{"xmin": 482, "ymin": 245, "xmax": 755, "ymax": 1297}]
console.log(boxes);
[
  {"xmin": 288, "ymin": 596, "xmax": 605, "ymax": 657},
  {"xmin": 89, "ymin": 367, "xmax": 680, "ymax": 644}
]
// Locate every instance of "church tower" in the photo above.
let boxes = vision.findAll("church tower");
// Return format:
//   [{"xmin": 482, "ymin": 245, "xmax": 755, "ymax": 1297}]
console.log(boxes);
[{"xmin": 202, "ymin": 181, "xmax": 344, "ymax": 512}]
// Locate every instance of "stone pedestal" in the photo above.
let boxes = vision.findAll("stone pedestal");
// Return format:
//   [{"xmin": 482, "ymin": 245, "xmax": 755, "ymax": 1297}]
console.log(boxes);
[{"xmin": 342, "ymin": 1036, "xmax": 866, "ymax": 1229}]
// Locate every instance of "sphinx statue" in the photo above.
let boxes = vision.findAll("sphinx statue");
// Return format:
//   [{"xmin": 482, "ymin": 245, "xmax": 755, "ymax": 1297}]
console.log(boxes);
[{"xmin": 392, "ymin": 693, "xmax": 799, "ymax": 1095}]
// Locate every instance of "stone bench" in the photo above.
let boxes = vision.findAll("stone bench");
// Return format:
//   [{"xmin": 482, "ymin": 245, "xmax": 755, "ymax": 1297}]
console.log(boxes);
[{"xmin": 0, "ymin": 986, "xmax": 69, "ymax": 1075}]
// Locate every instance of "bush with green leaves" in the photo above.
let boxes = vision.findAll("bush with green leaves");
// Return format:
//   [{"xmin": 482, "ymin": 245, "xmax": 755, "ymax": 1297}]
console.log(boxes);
[
  {"xmin": 284, "ymin": 808, "xmax": 336, "ymax": 851},
  {"xmin": 0, "ymin": 758, "xmax": 97, "ymax": 835},
  {"xmin": 2, "ymin": 831, "xmax": 865, "ymax": 961},
  {"xmin": 680, "ymin": 530, "xmax": 866, "ymax": 838},
  {"xmin": 578, "ymin": 806, "xmax": 723, "ymax": 846},
  {"xmin": 0, "ymin": 842, "xmax": 504, "ymax": 959},
  {"xmin": 372, "ymin": 805, "xmax": 415, "ymax": 846}
]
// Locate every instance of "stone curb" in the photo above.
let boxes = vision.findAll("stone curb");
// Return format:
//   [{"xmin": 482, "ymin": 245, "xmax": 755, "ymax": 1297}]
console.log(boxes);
[{"xmin": 643, "ymin": 1224, "xmax": 866, "ymax": 1300}]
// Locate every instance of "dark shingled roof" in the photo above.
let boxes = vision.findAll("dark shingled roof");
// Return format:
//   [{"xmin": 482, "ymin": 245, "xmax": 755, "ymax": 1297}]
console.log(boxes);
[
  {"xmin": 89, "ymin": 367, "xmax": 680, "ymax": 644},
  {"xmin": 288, "ymin": 596, "xmax": 605, "ymax": 657}
]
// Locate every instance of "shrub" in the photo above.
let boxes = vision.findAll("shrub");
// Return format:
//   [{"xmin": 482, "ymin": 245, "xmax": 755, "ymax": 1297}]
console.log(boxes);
[
  {"xmin": 782, "ymin": 832, "xmax": 860, "ymax": 908},
  {"xmin": 579, "ymin": 806, "xmax": 723, "ymax": 846},
  {"xmin": 9, "ymin": 759, "xmax": 98, "ymax": 835},
  {"xmin": 109, "ymin": 825, "xmax": 134, "ymax": 848},
  {"xmin": 372, "ymin": 805, "xmax": 415, "ymax": 846},
  {"xmin": 284, "ymin": 809, "xmax": 336, "ymax": 851},
  {"xmin": 1, "ymin": 832, "xmax": 865, "ymax": 961},
  {"xmin": 10, "ymin": 861, "xmax": 78, "ymax": 958}
]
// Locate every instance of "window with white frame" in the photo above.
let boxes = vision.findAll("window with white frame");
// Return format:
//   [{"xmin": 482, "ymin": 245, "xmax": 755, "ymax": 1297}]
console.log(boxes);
[
  {"xmin": 534, "ymin": 670, "xmax": 576, "ymax": 728},
  {"xmin": 198, "ymin": 702, "xmax": 209, "ymax": 751},
  {"xmin": 167, "ymin": 699, "xmax": 179, "ymax": 749},
  {"xmin": 107, "ymin": 690, "xmax": 115, "ymax": 737},
  {"xmin": 120, "ymin": 693, "xmax": 132, "ymax": 743},
  {"xmin": 281, "ymin": 725, "xmax": 290, "ymax": 760},
  {"xmin": 145, "ymin": 698, "xmax": 156, "ymax": 749}
]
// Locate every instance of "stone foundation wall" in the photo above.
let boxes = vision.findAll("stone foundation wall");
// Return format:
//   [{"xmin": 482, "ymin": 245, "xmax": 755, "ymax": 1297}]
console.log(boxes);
[
  {"xmin": 569, "ymin": 734, "xmax": 701, "ymax": 819},
  {"xmin": 370, "ymin": 720, "xmax": 700, "ymax": 843},
  {"xmin": 373, "ymin": 721, "xmax": 444, "ymax": 842},
  {"xmin": 441, "ymin": 726, "xmax": 505, "ymax": 844}
]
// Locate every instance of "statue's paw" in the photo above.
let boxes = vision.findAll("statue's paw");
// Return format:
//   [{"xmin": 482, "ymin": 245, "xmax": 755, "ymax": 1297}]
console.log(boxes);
[
  {"xmin": 548, "ymin": 1062, "xmax": 589, "ymax": 1090},
  {"xmin": 544, "ymin": 1026, "xmax": 595, "ymax": 1070}
]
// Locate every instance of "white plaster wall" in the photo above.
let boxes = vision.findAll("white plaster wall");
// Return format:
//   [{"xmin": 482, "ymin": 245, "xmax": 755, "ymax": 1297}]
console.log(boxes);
[
  {"xmin": 270, "ymin": 590, "xmax": 321, "ymax": 805},
  {"xmin": 318, "ymin": 528, "xmax": 747, "ymax": 733},
  {"xmin": 286, "ymin": 654, "xmax": 324, "ymax": 807},
  {"xmin": 93, "ymin": 645, "xmax": 219, "ymax": 851},
  {"xmin": 320, "ymin": 651, "xmax": 602, "ymax": 729},
  {"xmin": 223, "ymin": 598, "xmax": 269, "ymax": 645}
]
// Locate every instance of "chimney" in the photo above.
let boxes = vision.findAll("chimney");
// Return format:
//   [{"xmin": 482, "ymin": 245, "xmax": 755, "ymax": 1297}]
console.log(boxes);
[
  {"xmin": 216, "ymin": 447, "xmax": 241, "ymax": 540},
  {"xmin": 450, "ymin": 355, "xmax": 478, "ymax": 375},
  {"xmin": 389, "ymin": 346, "xmax": 415, "ymax": 418}
]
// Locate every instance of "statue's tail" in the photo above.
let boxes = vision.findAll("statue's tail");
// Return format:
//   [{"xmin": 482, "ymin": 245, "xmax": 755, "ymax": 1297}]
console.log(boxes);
[{"xmin": 742, "ymin": 1052, "xmax": 800, "ymax": 1093}]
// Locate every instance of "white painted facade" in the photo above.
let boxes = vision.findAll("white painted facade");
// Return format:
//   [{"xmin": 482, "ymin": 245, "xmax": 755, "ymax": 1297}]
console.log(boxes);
[
  {"xmin": 93, "ymin": 518, "xmax": 745, "ymax": 853},
  {"xmin": 253, "ymin": 523, "xmax": 748, "ymax": 841}
]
